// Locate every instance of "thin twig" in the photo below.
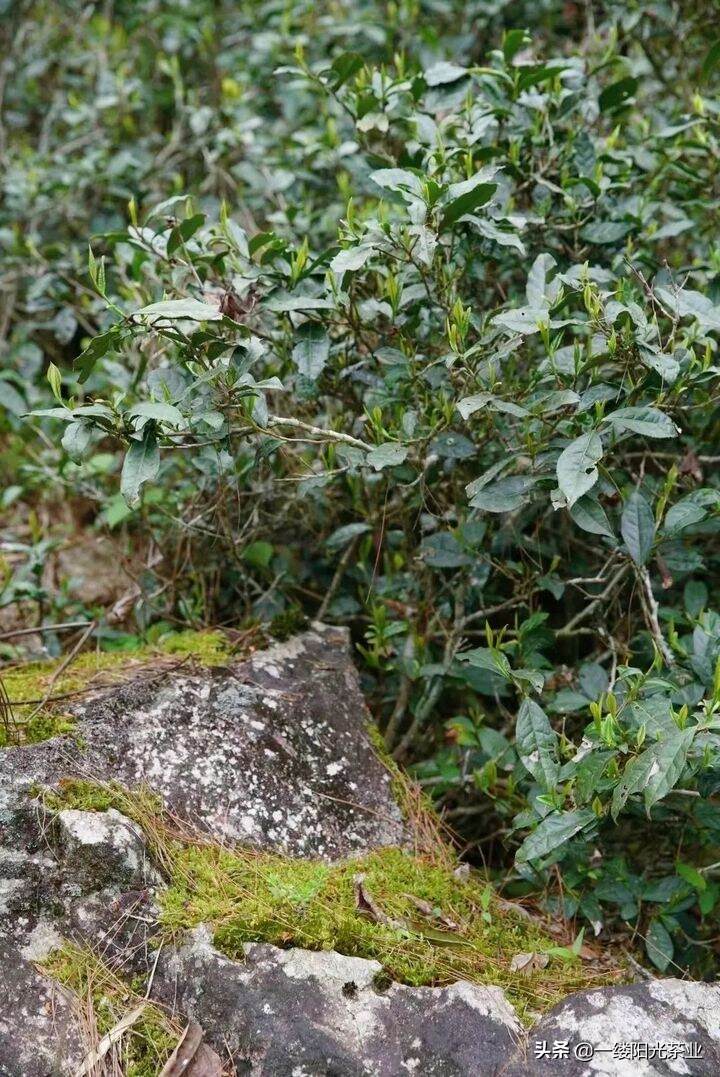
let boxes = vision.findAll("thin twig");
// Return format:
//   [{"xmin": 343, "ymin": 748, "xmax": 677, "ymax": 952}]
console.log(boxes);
[
  {"xmin": 318, "ymin": 536, "xmax": 360, "ymax": 622},
  {"xmin": 637, "ymin": 565, "xmax": 675, "ymax": 666},
  {"xmin": 264, "ymin": 414, "xmax": 372, "ymax": 452},
  {"xmin": 0, "ymin": 620, "xmax": 92, "ymax": 641},
  {"xmin": 556, "ymin": 565, "xmax": 629, "ymax": 638}
]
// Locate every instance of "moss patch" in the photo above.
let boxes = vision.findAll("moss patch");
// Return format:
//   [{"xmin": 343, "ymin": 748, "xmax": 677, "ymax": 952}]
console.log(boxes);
[
  {"xmin": 41, "ymin": 779, "xmax": 621, "ymax": 1020},
  {"xmin": 43, "ymin": 943, "xmax": 179, "ymax": 1076},
  {"xmin": 0, "ymin": 629, "xmax": 233, "ymax": 746},
  {"xmin": 161, "ymin": 842, "xmax": 615, "ymax": 1020}
]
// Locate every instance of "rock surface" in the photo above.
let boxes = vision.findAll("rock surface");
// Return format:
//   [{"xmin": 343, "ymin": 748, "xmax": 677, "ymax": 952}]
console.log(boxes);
[
  {"xmin": 2, "ymin": 627, "xmax": 720, "ymax": 1076},
  {"xmin": 152, "ymin": 928, "xmax": 523, "ymax": 1075},
  {"xmin": 2, "ymin": 624, "xmax": 405, "ymax": 857},
  {"xmin": 511, "ymin": 980, "xmax": 720, "ymax": 1076}
]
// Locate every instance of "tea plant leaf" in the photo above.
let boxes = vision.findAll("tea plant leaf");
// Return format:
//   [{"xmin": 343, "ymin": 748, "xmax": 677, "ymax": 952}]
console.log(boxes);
[
  {"xmin": 292, "ymin": 324, "xmax": 330, "ymax": 379},
  {"xmin": 120, "ymin": 428, "xmax": 160, "ymax": 507},
  {"xmin": 516, "ymin": 698, "xmax": 559, "ymax": 790},
  {"xmin": 134, "ymin": 298, "xmax": 222, "ymax": 322},
  {"xmin": 516, "ymin": 810, "xmax": 595, "ymax": 863},
  {"xmin": 621, "ymin": 490, "xmax": 655, "ymax": 565},
  {"xmin": 556, "ymin": 431, "xmax": 603, "ymax": 507},
  {"xmin": 645, "ymin": 918, "xmax": 673, "ymax": 972},
  {"xmin": 603, "ymin": 407, "xmax": 679, "ymax": 440}
]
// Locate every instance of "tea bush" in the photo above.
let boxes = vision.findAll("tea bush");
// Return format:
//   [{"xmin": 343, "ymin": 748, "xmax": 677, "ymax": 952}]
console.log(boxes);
[{"xmin": 4, "ymin": 0, "xmax": 720, "ymax": 975}]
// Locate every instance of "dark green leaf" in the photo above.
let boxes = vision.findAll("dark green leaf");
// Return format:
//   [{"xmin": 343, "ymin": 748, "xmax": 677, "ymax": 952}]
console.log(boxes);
[{"xmin": 621, "ymin": 491, "xmax": 655, "ymax": 565}]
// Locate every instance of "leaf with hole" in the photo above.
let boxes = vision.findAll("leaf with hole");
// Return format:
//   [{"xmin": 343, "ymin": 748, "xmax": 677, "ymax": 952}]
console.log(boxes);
[{"xmin": 516, "ymin": 698, "xmax": 560, "ymax": 790}]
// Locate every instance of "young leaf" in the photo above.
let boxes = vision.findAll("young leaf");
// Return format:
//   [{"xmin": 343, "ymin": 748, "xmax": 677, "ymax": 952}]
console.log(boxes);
[{"xmin": 46, "ymin": 363, "xmax": 63, "ymax": 402}]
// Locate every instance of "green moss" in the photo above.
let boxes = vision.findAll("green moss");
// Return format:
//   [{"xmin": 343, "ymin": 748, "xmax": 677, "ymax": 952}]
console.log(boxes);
[
  {"xmin": 43, "ymin": 944, "xmax": 179, "ymax": 1076},
  {"xmin": 268, "ymin": 606, "xmax": 309, "ymax": 641},
  {"xmin": 35, "ymin": 784, "xmax": 622, "ymax": 1021},
  {"xmin": 151, "ymin": 628, "xmax": 232, "ymax": 664},
  {"xmin": 0, "ymin": 629, "xmax": 233, "ymax": 745},
  {"xmin": 160, "ymin": 841, "xmax": 616, "ymax": 1019},
  {"xmin": 41, "ymin": 777, "xmax": 163, "ymax": 816}
]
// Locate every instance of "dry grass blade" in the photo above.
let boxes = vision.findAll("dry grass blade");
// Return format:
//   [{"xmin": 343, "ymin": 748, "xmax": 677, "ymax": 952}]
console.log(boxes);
[
  {"xmin": 73, "ymin": 1003, "xmax": 146, "ymax": 1077},
  {"xmin": 0, "ymin": 672, "xmax": 17, "ymax": 739}
]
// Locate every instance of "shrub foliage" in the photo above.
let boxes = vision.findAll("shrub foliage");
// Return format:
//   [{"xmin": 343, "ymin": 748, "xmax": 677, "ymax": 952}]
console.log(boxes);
[{"xmin": 4, "ymin": 0, "xmax": 720, "ymax": 975}]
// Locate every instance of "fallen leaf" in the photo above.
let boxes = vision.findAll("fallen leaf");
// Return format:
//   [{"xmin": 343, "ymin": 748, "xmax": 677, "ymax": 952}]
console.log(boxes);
[
  {"xmin": 679, "ymin": 449, "xmax": 703, "ymax": 483},
  {"xmin": 495, "ymin": 896, "xmax": 534, "ymax": 921},
  {"xmin": 354, "ymin": 877, "xmax": 473, "ymax": 948},
  {"xmin": 353, "ymin": 874, "xmax": 407, "ymax": 931},
  {"xmin": 160, "ymin": 1019, "xmax": 224, "ymax": 1076},
  {"xmin": 406, "ymin": 921, "xmax": 475, "ymax": 948},
  {"xmin": 509, "ymin": 952, "xmax": 550, "ymax": 977},
  {"xmin": 403, "ymin": 892, "xmax": 461, "ymax": 931}
]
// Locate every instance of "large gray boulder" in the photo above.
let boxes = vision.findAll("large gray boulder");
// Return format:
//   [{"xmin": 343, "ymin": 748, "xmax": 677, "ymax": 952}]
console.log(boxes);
[{"xmin": 2, "ymin": 626, "xmax": 720, "ymax": 1076}]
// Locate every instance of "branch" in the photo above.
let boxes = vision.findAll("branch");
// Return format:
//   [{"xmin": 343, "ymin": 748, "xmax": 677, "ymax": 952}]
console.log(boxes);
[
  {"xmin": 637, "ymin": 565, "xmax": 675, "ymax": 666},
  {"xmin": 264, "ymin": 415, "xmax": 372, "ymax": 452}
]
